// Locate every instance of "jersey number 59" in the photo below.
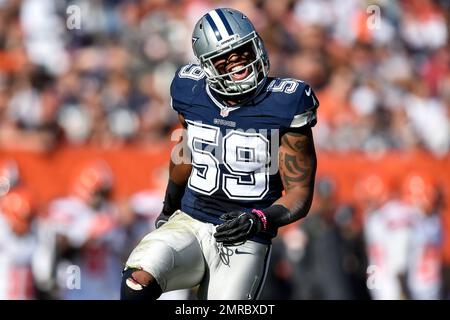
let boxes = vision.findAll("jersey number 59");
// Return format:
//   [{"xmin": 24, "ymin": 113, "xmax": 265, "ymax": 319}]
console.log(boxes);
[{"xmin": 186, "ymin": 121, "xmax": 270, "ymax": 201}]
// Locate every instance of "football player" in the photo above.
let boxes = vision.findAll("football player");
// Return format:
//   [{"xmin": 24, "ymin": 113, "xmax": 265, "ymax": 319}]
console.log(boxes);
[
  {"xmin": 0, "ymin": 188, "xmax": 38, "ymax": 299},
  {"xmin": 121, "ymin": 8, "xmax": 319, "ymax": 300},
  {"xmin": 403, "ymin": 174, "xmax": 442, "ymax": 300},
  {"xmin": 46, "ymin": 160, "xmax": 125, "ymax": 299}
]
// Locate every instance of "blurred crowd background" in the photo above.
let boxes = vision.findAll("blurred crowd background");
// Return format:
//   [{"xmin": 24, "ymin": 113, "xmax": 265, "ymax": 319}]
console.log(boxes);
[{"xmin": 0, "ymin": 0, "xmax": 449, "ymax": 299}]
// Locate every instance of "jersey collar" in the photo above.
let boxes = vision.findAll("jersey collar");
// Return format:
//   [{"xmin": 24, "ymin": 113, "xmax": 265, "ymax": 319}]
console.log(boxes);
[
  {"xmin": 205, "ymin": 77, "xmax": 271, "ymax": 117},
  {"xmin": 205, "ymin": 84, "xmax": 241, "ymax": 117}
]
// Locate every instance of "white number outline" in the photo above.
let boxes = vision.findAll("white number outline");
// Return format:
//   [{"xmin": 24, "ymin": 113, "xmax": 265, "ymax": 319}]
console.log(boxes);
[
  {"xmin": 222, "ymin": 130, "xmax": 270, "ymax": 200},
  {"xmin": 178, "ymin": 64, "xmax": 205, "ymax": 81},
  {"xmin": 186, "ymin": 121, "xmax": 270, "ymax": 200},
  {"xmin": 186, "ymin": 120, "xmax": 220, "ymax": 195},
  {"xmin": 267, "ymin": 78, "xmax": 303, "ymax": 94}
]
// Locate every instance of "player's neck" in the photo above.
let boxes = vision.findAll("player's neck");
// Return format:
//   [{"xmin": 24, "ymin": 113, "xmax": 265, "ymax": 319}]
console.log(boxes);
[
  {"xmin": 216, "ymin": 90, "xmax": 257, "ymax": 107},
  {"xmin": 224, "ymin": 99, "xmax": 239, "ymax": 106}
]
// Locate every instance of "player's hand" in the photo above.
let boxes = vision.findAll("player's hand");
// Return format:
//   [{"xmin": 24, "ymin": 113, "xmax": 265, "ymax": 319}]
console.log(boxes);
[
  {"xmin": 155, "ymin": 212, "xmax": 172, "ymax": 229},
  {"xmin": 214, "ymin": 210, "xmax": 266, "ymax": 246}
]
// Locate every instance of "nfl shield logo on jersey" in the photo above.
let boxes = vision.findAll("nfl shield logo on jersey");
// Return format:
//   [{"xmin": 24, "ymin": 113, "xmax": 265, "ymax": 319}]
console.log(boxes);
[{"xmin": 220, "ymin": 108, "xmax": 230, "ymax": 117}]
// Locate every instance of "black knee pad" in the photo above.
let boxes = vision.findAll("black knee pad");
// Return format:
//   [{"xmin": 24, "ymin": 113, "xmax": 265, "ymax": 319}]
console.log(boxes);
[{"xmin": 120, "ymin": 268, "xmax": 162, "ymax": 300}]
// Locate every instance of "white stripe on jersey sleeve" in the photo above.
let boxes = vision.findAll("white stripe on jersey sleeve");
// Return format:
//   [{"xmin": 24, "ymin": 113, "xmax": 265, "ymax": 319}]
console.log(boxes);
[{"xmin": 290, "ymin": 110, "xmax": 317, "ymax": 128}]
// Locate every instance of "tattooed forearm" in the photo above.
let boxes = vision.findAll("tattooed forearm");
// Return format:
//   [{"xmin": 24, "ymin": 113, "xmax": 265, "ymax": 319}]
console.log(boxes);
[
  {"xmin": 275, "ymin": 127, "xmax": 317, "ymax": 220},
  {"xmin": 279, "ymin": 131, "xmax": 315, "ymax": 190},
  {"xmin": 281, "ymin": 153, "xmax": 309, "ymax": 188},
  {"xmin": 281, "ymin": 133, "xmax": 308, "ymax": 154}
]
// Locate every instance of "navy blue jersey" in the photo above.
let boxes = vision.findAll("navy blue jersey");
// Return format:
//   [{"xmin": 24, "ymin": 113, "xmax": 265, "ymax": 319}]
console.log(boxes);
[{"xmin": 170, "ymin": 64, "xmax": 319, "ymax": 243}]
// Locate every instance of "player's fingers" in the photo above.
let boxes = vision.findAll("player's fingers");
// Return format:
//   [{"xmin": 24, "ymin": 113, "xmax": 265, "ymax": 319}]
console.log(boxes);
[
  {"xmin": 214, "ymin": 232, "xmax": 237, "ymax": 244},
  {"xmin": 214, "ymin": 223, "xmax": 242, "ymax": 239},
  {"xmin": 215, "ymin": 218, "xmax": 239, "ymax": 232},
  {"xmin": 219, "ymin": 211, "xmax": 241, "ymax": 221},
  {"xmin": 213, "ymin": 234, "xmax": 228, "ymax": 243},
  {"xmin": 219, "ymin": 214, "xmax": 232, "ymax": 221},
  {"xmin": 214, "ymin": 222, "xmax": 253, "ymax": 244},
  {"xmin": 215, "ymin": 223, "xmax": 230, "ymax": 233},
  {"xmin": 214, "ymin": 230, "xmax": 234, "ymax": 243},
  {"xmin": 213, "ymin": 227, "xmax": 234, "ymax": 239},
  {"xmin": 218, "ymin": 223, "xmax": 250, "ymax": 238}
]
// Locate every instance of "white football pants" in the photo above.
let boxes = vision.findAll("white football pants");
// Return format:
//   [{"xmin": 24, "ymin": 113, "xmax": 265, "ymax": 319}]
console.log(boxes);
[{"xmin": 125, "ymin": 210, "xmax": 271, "ymax": 300}]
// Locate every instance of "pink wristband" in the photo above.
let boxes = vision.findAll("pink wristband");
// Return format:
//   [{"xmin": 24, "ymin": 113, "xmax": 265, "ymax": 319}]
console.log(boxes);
[{"xmin": 251, "ymin": 209, "xmax": 268, "ymax": 231}]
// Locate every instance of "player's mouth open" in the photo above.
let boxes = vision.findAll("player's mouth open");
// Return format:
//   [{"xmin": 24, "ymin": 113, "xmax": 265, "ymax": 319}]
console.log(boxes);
[{"xmin": 229, "ymin": 64, "xmax": 249, "ymax": 81}]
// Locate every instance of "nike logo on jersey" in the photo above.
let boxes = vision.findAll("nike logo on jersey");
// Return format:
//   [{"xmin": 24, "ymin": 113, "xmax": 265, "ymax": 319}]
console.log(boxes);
[{"xmin": 305, "ymin": 86, "xmax": 312, "ymax": 96}]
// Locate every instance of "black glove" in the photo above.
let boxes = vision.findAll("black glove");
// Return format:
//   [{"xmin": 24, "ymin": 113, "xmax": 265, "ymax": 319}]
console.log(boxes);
[{"xmin": 214, "ymin": 210, "xmax": 267, "ymax": 246}]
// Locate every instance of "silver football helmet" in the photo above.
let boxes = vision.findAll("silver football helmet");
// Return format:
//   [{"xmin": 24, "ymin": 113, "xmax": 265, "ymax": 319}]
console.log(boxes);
[{"xmin": 192, "ymin": 8, "xmax": 269, "ymax": 97}]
